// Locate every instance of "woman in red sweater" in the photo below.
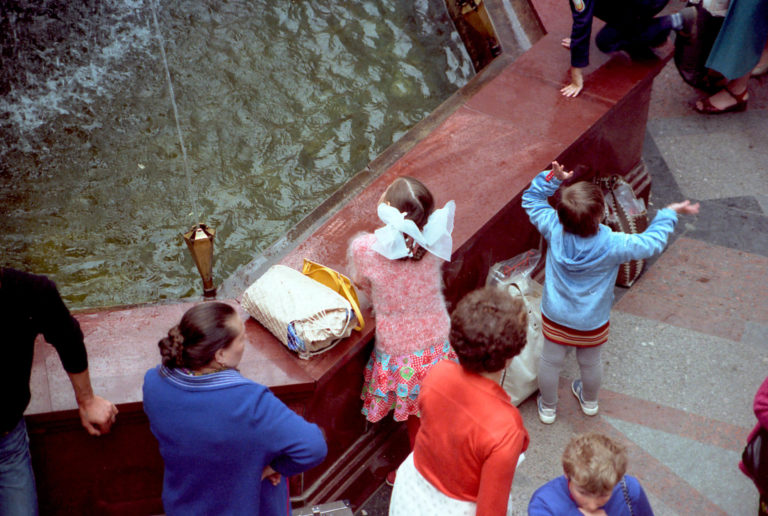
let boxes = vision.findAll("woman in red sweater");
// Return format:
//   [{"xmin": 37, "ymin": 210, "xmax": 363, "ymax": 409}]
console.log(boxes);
[{"xmin": 389, "ymin": 286, "xmax": 530, "ymax": 516}]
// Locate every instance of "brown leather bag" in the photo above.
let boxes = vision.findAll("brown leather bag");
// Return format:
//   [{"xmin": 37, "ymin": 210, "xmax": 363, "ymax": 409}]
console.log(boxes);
[{"xmin": 595, "ymin": 175, "xmax": 649, "ymax": 287}]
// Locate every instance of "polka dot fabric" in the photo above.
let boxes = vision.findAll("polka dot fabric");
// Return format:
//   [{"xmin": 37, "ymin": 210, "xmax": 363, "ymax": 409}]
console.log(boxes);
[{"xmin": 389, "ymin": 453, "xmax": 477, "ymax": 516}]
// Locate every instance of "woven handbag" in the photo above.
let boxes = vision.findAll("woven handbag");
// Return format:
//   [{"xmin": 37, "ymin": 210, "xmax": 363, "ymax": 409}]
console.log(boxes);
[
  {"xmin": 596, "ymin": 175, "xmax": 649, "ymax": 287},
  {"xmin": 241, "ymin": 265, "xmax": 356, "ymax": 359}
]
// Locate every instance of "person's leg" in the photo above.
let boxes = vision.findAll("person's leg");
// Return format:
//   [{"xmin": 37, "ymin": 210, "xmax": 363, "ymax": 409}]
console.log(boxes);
[
  {"xmin": 575, "ymin": 345, "xmax": 603, "ymax": 403},
  {"xmin": 0, "ymin": 419, "xmax": 39, "ymax": 516},
  {"xmin": 753, "ymin": 39, "xmax": 768, "ymax": 75},
  {"xmin": 406, "ymin": 415, "xmax": 420, "ymax": 450},
  {"xmin": 697, "ymin": 0, "xmax": 768, "ymax": 112},
  {"xmin": 538, "ymin": 339, "xmax": 568, "ymax": 408},
  {"xmin": 595, "ymin": 0, "xmax": 673, "ymax": 54},
  {"xmin": 707, "ymin": 0, "xmax": 768, "ymax": 80}
]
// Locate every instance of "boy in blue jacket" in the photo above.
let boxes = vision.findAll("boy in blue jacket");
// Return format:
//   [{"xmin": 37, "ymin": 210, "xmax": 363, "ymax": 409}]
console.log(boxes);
[
  {"xmin": 562, "ymin": 0, "xmax": 697, "ymax": 97},
  {"xmin": 522, "ymin": 162, "xmax": 699, "ymax": 424}
]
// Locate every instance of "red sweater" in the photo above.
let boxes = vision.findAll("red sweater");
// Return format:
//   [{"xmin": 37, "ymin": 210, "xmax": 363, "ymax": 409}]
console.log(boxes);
[{"xmin": 413, "ymin": 361, "xmax": 529, "ymax": 516}]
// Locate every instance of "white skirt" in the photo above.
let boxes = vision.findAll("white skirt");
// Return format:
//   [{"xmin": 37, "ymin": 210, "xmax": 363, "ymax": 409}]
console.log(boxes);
[{"xmin": 389, "ymin": 452, "xmax": 477, "ymax": 516}]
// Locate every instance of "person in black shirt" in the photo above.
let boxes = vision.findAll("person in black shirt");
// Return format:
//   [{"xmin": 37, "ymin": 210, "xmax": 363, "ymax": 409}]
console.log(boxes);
[{"xmin": 0, "ymin": 268, "xmax": 118, "ymax": 516}]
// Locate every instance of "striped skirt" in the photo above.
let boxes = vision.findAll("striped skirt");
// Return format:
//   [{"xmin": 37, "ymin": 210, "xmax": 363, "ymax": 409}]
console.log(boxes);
[{"xmin": 541, "ymin": 314, "xmax": 609, "ymax": 347}]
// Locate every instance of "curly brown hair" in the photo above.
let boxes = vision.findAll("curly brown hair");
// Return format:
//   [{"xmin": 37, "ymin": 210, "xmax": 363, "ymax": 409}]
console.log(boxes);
[{"xmin": 449, "ymin": 286, "xmax": 528, "ymax": 374}]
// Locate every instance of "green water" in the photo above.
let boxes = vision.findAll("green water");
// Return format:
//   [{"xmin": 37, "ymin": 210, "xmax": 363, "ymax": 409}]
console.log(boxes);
[{"xmin": 0, "ymin": 0, "xmax": 472, "ymax": 309}]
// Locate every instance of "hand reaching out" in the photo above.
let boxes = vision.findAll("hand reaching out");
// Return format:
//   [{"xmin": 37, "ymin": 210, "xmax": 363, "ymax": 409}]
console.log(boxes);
[
  {"xmin": 551, "ymin": 161, "xmax": 574, "ymax": 182},
  {"xmin": 666, "ymin": 200, "xmax": 700, "ymax": 215}
]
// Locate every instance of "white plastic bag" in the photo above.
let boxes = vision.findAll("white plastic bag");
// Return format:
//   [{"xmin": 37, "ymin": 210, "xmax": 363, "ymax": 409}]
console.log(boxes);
[
  {"xmin": 487, "ymin": 250, "xmax": 544, "ymax": 406},
  {"xmin": 241, "ymin": 265, "xmax": 356, "ymax": 359}
]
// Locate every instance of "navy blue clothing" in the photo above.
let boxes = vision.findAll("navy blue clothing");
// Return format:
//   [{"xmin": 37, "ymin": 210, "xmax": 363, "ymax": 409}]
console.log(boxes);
[
  {"xmin": 570, "ymin": 0, "xmax": 672, "ymax": 67},
  {"xmin": 528, "ymin": 475, "xmax": 654, "ymax": 515},
  {"xmin": 1, "ymin": 268, "xmax": 88, "ymax": 434},
  {"xmin": 143, "ymin": 366, "xmax": 327, "ymax": 516}
]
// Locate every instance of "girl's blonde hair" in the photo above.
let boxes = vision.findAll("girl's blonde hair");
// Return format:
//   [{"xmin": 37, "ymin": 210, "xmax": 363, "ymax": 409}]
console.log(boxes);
[
  {"xmin": 382, "ymin": 176, "xmax": 435, "ymax": 260},
  {"xmin": 562, "ymin": 432, "xmax": 628, "ymax": 495}
]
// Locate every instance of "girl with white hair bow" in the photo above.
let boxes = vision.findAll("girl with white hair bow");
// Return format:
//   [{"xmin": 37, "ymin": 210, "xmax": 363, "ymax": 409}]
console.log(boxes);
[{"xmin": 348, "ymin": 176, "xmax": 459, "ymax": 486}]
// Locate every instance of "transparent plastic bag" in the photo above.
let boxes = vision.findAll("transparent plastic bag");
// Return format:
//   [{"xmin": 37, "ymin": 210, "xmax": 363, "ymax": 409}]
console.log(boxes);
[{"xmin": 487, "ymin": 249, "xmax": 541, "ymax": 295}]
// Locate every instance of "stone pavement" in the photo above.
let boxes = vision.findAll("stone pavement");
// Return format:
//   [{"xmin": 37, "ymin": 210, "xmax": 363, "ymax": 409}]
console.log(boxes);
[{"xmin": 356, "ymin": 62, "xmax": 768, "ymax": 516}]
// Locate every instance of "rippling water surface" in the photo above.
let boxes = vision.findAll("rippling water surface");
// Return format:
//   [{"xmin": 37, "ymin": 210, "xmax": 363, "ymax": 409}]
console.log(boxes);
[{"xmin": 0, "ymin": 0, "xmax": 472, "ymax": 309}]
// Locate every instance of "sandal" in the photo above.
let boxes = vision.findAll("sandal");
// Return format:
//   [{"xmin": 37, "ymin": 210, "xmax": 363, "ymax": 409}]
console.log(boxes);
[{"xmin": 695, "ymin": 86, "xmax": 748, "ymax": 114}]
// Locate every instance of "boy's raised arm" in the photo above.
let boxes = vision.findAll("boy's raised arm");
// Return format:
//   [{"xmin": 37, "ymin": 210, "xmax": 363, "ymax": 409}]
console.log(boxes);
[{"xmin": 522, "ymin": 163, "xmax": 569, "ymax": 238}]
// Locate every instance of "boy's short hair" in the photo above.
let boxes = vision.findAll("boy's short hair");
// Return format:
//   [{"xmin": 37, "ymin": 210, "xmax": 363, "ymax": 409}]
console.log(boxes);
[
  {"xmin": 449, "ymin": 286, "xmax": 527, "ymax": 374},
  {"xmin": 556, "ymin": 182, "xmax": 605, "ymax": 237},
  {"xmin": 562, "ymin": 433, "xmax": 628, "ymax": 495}
]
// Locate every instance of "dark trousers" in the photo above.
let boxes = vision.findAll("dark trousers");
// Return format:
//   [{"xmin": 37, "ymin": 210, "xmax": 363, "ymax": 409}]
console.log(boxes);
[{"xmin": 594, "ymin": 0, "xmax": 673, "ymax": 53}]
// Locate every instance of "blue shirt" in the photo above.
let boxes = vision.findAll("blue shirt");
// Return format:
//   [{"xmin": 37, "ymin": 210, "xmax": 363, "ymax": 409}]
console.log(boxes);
[
  {"xmin": 528, "ymin": 475, "xmax": 654, "ymax": 515},
  {"xmin": 143, "ymin": 366, "xmax": 327, "ymax": 516}
]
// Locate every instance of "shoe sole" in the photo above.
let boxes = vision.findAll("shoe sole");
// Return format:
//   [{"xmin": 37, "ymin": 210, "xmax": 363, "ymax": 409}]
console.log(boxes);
[
  {"xmin": 571, "ymin": 382, "xmax": 599, "ymax": 416},
  {"xmin": 537, "ymin": 397, "xmax": 556, "ymax": 424},
  {"xmin": 538, "ymin": 411, "xmax": 556, "ymax": 424}
]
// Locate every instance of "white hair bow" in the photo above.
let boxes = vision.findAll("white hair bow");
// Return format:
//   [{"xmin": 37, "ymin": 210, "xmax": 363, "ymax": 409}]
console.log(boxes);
[{"xmin": 371, "ymin": 200, "xmax": 455, "ymax": 261}]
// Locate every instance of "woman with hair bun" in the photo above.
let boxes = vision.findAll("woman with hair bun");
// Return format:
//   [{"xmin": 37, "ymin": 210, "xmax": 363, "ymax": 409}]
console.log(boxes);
[{"xmin": 143, "ymin": 302, "xmax": 327, "ymax": 516}]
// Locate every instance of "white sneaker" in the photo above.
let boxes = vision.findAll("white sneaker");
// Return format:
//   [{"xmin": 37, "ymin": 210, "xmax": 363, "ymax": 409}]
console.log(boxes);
[
  {"xmin": 537, "ymin": 395, "xmax": 557, "ymax": 424},
  {"xmin": 571, "ymin": 379, "xmax": 599, "ymax": 416}
]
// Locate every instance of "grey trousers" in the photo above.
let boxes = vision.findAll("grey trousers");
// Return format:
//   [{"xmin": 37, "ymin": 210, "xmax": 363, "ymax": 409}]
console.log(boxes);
[{"xmin": 538, "ymin": 338, "xmax": 603, "ymax": 408}]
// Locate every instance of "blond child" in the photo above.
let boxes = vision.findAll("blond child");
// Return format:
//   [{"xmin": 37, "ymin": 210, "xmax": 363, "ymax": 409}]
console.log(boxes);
[{"xmin": 528, "ymin": 432, "xmax": 654, "ymax": 515}]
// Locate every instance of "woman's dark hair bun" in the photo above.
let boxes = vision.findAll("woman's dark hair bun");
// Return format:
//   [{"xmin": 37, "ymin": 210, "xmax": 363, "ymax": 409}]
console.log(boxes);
[
  {"xmin": 158, "ymin": 302, "xmax": 239, "ymax": 370},
  {"xmin": 159, "ymin": 325, "xmax": 185, "ymax": 367}
]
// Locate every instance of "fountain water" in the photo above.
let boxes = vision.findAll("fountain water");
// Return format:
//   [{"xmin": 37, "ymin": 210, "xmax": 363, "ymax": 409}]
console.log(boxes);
[{"xmin": 0, "ymin": 0, "xmax": 473, "ymax": 309}]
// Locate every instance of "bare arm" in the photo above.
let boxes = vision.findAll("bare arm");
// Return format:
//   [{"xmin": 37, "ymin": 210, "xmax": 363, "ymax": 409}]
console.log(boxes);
[{"xmin": 68, "ymin": 369, "xmax": 118, "ymax": 436}]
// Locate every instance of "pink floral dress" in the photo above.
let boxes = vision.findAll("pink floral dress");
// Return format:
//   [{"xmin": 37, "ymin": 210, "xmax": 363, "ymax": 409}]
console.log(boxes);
[{"xmin": 349, "ymin": 233, "xmax": 457, "ymax": 422}]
